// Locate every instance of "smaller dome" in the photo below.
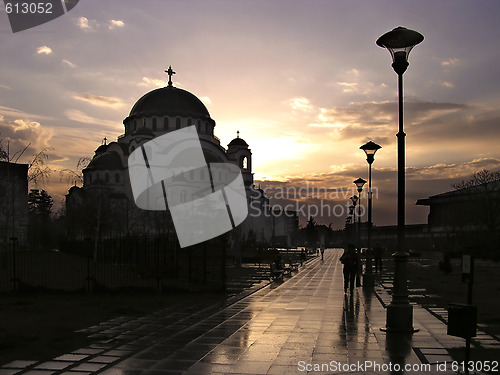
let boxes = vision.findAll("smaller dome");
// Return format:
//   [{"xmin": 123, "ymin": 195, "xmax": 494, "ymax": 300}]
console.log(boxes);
[
  {"xmin": 228, "ymin": 131, "xmax": 248, "ymax": 148},
  {"xmin": 94, "ymin": 144, "xmax": 108, "ymax": 154},
  {"xmin": 87, "ymin": 152, "xmax": 124, "ymax": 170}
]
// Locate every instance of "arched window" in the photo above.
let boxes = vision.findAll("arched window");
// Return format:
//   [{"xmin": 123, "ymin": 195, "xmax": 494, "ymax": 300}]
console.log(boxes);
[
  {"xmin": 164, "ymin": 117, "xmax": 169, "ymax": 130},
  {"xmin": 176, "ymin": 118, "xmax": 181, "ymax": 129},
  {"xmin": 104, "ymin": 173, "xmax": 110, "ymax": 183},
  {"xmin": 133, "ymin": 120, "xmax": 137, "ymax": 131},
  {"xmin": 152, "ymin": 118, "xmax": 157, "ymax": 131},
  {"xmin": 242, "ymin": 156, "xmax": 248, "ymax": 170}
]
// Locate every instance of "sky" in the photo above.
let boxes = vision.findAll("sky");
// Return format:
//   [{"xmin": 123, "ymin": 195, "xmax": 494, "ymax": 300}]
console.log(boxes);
[{"xmin": 1, "ymin": 0, "xmax": 500, "ymax": 229}]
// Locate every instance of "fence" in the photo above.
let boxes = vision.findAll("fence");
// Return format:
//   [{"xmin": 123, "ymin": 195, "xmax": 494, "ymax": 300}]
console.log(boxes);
[{"xmin": 0, "ymin": 235, "xmax": 226, "ymax": 293}]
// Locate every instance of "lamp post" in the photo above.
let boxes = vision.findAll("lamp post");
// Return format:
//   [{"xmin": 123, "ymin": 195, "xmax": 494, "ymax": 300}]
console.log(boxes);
[
  {"xmin": 377, "ymin": 26, "xmax": 423, "ymax": 332},
  {"xmin": 353, "ymin": 179, "xmax": 366, "ymax": 288},
  {"xmin": 360, "ymin": 141, "xmax": 382, "ymax": 287},
  {"xmin": 349, "ymin": 195, "xmax": 359, "ymax": 245},
  {"xmin": 353, "ymin": 178, "xmax": 366, "ymax": 244}
]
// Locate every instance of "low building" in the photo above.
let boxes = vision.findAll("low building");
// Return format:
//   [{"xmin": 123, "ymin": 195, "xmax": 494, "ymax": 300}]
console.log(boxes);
[
  {"xmin": 416, "ymin": 180, "xmax": 500, "ymax": 252},
  {"xmin": 0, "ymin": 161, "xmax": 28, "ymax": 249}
]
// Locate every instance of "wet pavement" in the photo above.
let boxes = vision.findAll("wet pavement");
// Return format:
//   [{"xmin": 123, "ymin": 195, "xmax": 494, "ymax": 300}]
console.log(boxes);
[{"xmin": 2, "ymin": 248, "xmax": 499, "ymax": 375}]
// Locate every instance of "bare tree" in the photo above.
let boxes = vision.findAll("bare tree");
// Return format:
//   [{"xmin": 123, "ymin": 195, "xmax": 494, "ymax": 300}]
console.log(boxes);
[
  {"xmin": 452, "ymin": 169, "xmax": 500, "ymax": 190},
  {"xmin": 59, "ymin": 157, "xmax": 91, "ymax": 186},
  {"xmin": 0, "ymin": 139, "xmax": 52, "ymax": 186}
]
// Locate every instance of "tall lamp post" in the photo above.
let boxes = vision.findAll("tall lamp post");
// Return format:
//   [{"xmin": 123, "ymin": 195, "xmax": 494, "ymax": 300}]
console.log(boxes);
[
  {"xmin": 377, "ymin": 26, "xmax": 423, "ymax": 332},
  {"xmin": 360, "ymin": 141, "xmax": 381, "ymax": 287}
]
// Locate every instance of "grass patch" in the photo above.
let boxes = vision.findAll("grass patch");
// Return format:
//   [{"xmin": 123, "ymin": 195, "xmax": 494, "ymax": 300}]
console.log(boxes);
[
  {"xmin": 0, "ymin": 290, "xmax": 225, "ymax": 366},
  {"xmin": 407, "ymin": 251, "xmax": 500, "ymax": 337}
]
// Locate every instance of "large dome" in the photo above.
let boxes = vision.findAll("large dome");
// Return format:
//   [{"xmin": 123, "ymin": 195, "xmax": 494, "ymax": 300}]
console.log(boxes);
[{"xmin": 126, "ymin": 86, "xmax": 211, "ymax": 120}]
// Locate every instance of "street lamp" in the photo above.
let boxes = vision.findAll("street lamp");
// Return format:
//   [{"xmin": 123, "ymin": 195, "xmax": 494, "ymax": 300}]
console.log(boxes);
[
  {"xmin": 360, "ymin": 141, "xmax": 382, "ymax": 287},
  {"xmin": 353, "ymin": 177, "xmax": 366, "ymax": 242},
  {"xmin": 349, "ymin": 195, "xmax": 358, "ymax": 250},
  {"xmin": 377, "ymin": 26, "xmax": 423, "ymax": 333},
  {"xmin": 353, "ymin": 179, "xmax": 365, "ymax": 287},
  {"xmin": 349, "ymin": 195, "xmax": 359, "ymax": 232}
]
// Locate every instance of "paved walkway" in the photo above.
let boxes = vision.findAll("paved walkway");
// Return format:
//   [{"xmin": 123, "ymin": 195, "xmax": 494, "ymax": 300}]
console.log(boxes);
[{"xmin": 2, "ymin": 249, "xmax": 498, "ymax": 375}]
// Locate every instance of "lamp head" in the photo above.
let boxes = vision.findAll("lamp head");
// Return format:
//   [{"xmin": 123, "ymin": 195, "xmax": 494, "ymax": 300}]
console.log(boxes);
[
  {"xmin": 360, "ymin": 141, "xmax": 382, "ymax": 164},
  {"xmin": 376, "ymin": 26, "xmax": 424, "ymax": 75},
  {"xmin": 350, "ymin": 195, "xmax": 359, "ymax": 205},
  {"xmin": 353, "ymin": 178, "xmax": 367, "ymax": 193}
]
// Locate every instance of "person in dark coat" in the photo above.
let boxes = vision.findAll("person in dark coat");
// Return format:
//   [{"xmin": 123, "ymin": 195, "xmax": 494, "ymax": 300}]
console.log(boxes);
[
  {"xmin": 340, "ymin": 244, "xmax": 359, "ymax": 294},
  {"xmin": 373, "ymin": 243, "xmax": 384, "ymax": 273}
]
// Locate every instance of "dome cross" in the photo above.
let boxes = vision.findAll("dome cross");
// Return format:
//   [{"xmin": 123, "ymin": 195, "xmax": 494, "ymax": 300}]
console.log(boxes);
[{"xmin": 165, "ymin": 66, "xmax": 176, "ymax": 87}]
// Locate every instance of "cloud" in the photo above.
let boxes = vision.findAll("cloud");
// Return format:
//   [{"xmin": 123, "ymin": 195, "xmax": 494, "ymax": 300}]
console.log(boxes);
[
  {"xmin": 318, "ymin": 100, "xmax": 467, "ymax": 141},
  {"xmin": 0, "ymin": 116, "xmax": 54, "ymax": 159},
  {"xmin": 441, "ymin": 81, "xmax": 455, "ymax": 88},
  {"xmin": 0, "ymin": 105, "xmax": 53, "ymax": 122},
  {"xmin": 76, "ymin": 16, "xmax": 95, "ymax": 31},
  {"xmin": 288, "ymin": 97, "xmax": 313, "ymax": 111},
  {"xmin": 441, "ymin": 58, "xmax": 460, "ymax": 67},
  {"xmin": 139, "ymin": 77, "xmax": 169, "ymax": 87},
  {"xmin": 108, "ymin": 20, "xmax": 125, "ymax": 29},
  {"xmin": 64, "ymin": 109, "xmax": 121, "ymax": 131},
  {"xmin": 36, "ymin": 46, "xmax": 53, "ymax": 55},
  {"xmin": 72, "ymin": 94, "xmax": 124, "ymax": 109},
  {"xmin": 336, "ymin": 81, "xmax": 358, "ymax": 93},
  {"xmin": 62, "ymin": 59, "xmax": 77, "ymax": 68}
]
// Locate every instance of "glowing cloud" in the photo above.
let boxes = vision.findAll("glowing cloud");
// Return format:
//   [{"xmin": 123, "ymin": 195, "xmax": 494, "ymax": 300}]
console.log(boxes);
[
  {"xmin": 139, "ymin": 77, "xmax": 169, "ymax": 87},
  {"xmin": 109, "ymin": 20, "xmax": 125, "ymax": 29},
  {"xmin": 72, "ymin": 94, "xmax": 124, "ymax": 109},
  {"xmin": 76, "ymin": 17, "xmax": 94, "ymax": 31},
  {"xmin": 441, "ymin": 81, "xmax": 455, "ymax": 88},
  {"xmin": 62, "ymin": 59, "xmax": 77, "ymax": 68},
  {"xmin": 36, "ymin": 46, "xmax": 53, "ymax": 55},
  {"xmin": 65, "ymin": 109, "xmax": 121, "ymax": 130},
  {"xmin": 441, "ymin": 58, "xmax": 460, "ymax": 67},
  {"xmin": 288, "ymin": 97, "xmax": 313, "ymax": 111}
]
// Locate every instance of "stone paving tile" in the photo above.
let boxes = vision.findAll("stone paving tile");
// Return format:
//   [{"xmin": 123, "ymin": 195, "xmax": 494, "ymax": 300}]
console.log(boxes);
[
  {"xmin": 34, "ymin": 361, "xmax": 72, "ymax": 371},
  {"xmin": 1, "ymin": 361, "xmax": 37, "ymax": 369},
  {"xmin": 0, "ymin": 370, "xmax": 22, "ymax": 375}
]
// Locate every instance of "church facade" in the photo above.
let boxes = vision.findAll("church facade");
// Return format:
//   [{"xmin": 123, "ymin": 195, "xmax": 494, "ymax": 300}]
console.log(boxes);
[{"xmin": 66, "ymin": 69, "xmax": 296, "ymax": 247}]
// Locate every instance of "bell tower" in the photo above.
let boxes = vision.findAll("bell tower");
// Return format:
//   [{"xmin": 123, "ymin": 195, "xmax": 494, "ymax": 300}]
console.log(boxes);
[{"xmin": 227, "ymin": 131, "xmax": 253, "ymax": 187}]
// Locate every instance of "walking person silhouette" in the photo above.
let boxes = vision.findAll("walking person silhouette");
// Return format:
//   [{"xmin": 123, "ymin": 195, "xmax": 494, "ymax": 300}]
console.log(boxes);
[{"xmin": 340, "ymin": 244, "xmax": 359, "ymax": 294}]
